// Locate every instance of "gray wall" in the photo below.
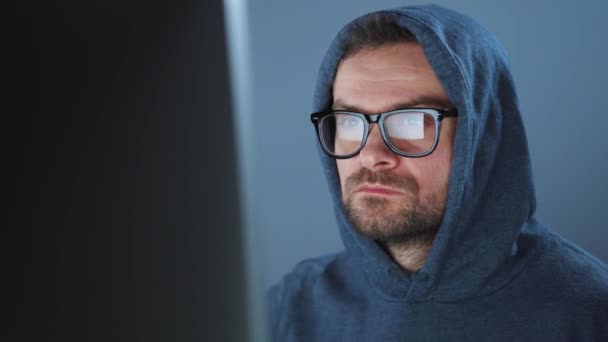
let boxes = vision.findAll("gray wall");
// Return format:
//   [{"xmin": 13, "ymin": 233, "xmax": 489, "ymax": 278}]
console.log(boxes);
[{"xmin": 249, "ymin": 0, "xmax": 608, "ymax": 288}]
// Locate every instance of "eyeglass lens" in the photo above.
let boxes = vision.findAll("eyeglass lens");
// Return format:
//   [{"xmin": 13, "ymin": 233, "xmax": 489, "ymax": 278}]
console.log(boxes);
[{"xmin": 318, "ymin": 111, "xmax": 437, "ymax": 156}]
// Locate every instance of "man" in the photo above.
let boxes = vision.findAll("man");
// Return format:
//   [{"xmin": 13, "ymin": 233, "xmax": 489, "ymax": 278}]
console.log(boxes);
[{"xmin": 268, "ymin": 5, "xmax": 608, "ymax": 341}]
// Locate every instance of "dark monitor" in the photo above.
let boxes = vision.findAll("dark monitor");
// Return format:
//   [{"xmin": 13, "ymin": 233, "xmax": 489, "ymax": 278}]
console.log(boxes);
[{"xmin": 10, "ymin": 1, "xmax": 252, "ymax": 341}]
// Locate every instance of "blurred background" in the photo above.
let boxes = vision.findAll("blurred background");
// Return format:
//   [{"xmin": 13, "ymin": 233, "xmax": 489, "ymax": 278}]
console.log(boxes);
[{"xmin": 250, "ymin": 0, "xmax": 608, "ymax": 288}]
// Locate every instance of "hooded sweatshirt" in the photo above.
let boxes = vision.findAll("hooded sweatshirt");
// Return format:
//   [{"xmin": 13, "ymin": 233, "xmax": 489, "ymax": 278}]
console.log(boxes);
[{"xmin": 267, "ymin": 5, "xmax": 608, "ymax": 341}]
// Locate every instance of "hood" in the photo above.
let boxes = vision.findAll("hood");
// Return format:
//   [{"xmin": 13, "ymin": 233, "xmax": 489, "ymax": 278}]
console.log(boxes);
[{"xmin": 313, "ymin": 4, "xmax": 539, "ymax": 302}]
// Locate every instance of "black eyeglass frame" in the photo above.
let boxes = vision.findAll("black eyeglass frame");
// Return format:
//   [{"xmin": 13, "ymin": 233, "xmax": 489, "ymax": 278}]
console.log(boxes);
[{"xmin": 310, "ymin": 107, "xmax": 458, "ymax": 159}]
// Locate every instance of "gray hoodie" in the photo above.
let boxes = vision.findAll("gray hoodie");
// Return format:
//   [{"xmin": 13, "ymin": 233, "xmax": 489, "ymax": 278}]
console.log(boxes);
[{"xmin": 268, "ymin": 5, "xmax": 608, "ymax": 341}]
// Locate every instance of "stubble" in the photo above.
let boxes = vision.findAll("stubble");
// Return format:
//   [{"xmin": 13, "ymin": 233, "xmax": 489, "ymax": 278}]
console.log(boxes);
[{"xmin": 342, "ymin": 168, "xmax": 443, "ymax": 247}]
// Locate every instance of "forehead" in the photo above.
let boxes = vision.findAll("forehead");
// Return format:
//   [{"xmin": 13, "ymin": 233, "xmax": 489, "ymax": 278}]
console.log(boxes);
[{"xmin": 332, "ymin": 43, "xmax": 450, "ymax": 113}]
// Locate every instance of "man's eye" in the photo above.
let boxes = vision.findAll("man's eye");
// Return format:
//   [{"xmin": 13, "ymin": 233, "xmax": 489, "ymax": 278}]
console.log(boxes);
[
  {"xmin": 338, "ymin": 117, "xmax": 361, "ymax": 127},
  {"xmin": 398, "ymin": 116, "xmax": 423, "ymax": 126}
]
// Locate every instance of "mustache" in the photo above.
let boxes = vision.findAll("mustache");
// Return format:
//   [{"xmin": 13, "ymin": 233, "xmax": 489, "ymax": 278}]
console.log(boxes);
[{"xmin": 344, "ymin": 169, "xmax": 418, "ymax": 196}]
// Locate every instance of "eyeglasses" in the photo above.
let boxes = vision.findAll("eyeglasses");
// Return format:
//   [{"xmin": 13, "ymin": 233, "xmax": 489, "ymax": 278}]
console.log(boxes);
[{"xmin": 310, "ymin": 108, "xmax": 458, "ymax": 159}]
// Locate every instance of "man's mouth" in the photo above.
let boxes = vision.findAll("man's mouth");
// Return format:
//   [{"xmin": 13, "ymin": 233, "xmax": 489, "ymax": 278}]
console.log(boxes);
[{"xmin": 355, "ymin": 184, "xmax": 406, "ymax": 196}]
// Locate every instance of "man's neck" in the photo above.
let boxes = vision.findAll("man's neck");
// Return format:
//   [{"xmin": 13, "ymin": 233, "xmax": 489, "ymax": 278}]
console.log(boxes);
[{"xmin": 384, "ymin": 241, "xmax": 432, "ymax": 273}]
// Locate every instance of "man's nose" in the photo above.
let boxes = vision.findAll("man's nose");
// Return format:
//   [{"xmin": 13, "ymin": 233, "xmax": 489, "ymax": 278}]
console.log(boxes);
[{"xmin": 358, "ymin": 125, "xmax": 399, "ymax": 170}]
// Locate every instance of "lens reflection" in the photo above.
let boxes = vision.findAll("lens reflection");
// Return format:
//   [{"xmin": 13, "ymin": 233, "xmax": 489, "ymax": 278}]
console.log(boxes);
[{"xmin": 385, "ymin": 112, "xmax": 436, "ymax": 154}]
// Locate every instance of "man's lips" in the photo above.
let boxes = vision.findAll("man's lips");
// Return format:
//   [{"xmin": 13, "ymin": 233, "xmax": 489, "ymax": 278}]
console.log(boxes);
[{"xmin": 355, "ymin": 184, "xmax": 406, "ymax": 196}]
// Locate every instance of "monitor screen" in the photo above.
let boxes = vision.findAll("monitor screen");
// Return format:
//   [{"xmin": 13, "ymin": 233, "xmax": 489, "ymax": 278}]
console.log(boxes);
[{"xmin": 11, "ymin": 1, "xmax": 252, "ymax": 341}]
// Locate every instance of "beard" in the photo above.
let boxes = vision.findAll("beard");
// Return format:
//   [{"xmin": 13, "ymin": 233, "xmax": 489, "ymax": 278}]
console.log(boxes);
[{"xmin": 342, "ymin": 168, "xmax": 444, "ymax": 247}]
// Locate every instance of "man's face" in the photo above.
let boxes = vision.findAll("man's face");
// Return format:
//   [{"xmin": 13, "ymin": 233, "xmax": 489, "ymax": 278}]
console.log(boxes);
[{"xmin": 333, "ymin": 43, "xmax": 457, "ymax": 245}]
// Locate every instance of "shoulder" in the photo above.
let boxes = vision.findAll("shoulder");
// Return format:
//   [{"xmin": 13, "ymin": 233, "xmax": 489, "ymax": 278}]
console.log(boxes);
[
  {"xmin": 525, "ymin": 230, "xmax": 608, "ymax": 309},
  {"xmin": 266, "ymin": 252, "xmax": 346, "ymax": 339},
  {"xmin": 267, "ymin": 252, "xmax": 344, "ymax": 304},
  {"xmin": 522, "ymin": 230, "xmax": 608, "ymax": 336},
  {"xmin": 536, "ymin": 230, "xmax": 608, "ymax": 288}
]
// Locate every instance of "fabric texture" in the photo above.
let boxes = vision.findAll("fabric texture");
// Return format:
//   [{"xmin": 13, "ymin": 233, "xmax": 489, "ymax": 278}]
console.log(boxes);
[{"xmin": 268, "ymin": 5, "xmax": 608, "ymax": 341}]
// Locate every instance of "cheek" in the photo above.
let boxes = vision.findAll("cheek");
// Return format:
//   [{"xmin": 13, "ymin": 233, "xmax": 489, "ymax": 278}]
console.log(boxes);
[
  {"xmin": 336, "ymin": 160, "xmax": 352, "ymax": 193},
  {"xmin": 427, "ymin": 129, "xmax": 455, "ymax": 185},
  {"xmin": 436, "ymin": 159, "xmax": 453, "ymax": 198},
  {"xmin": 415, "ymin": 153, "xmax": 453, "ymax": 198}
]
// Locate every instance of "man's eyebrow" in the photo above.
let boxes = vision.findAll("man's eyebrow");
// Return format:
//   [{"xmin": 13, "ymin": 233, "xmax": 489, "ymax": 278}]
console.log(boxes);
[{"xmin": 332, "ymin": 97, "xmax": 452, "ymax": 112}]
